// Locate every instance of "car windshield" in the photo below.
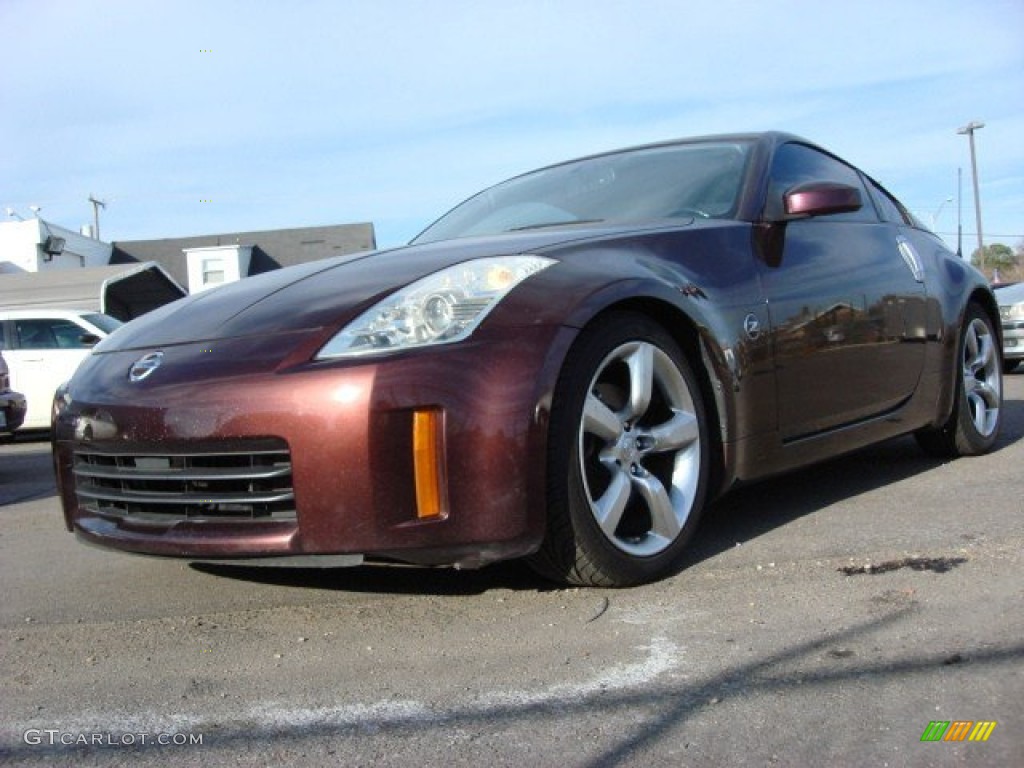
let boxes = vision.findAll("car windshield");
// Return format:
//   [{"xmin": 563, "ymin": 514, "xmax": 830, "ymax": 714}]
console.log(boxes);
[
  {"xmin": 413, "ymin": 140, "xmax": 753, "ymax": 244},
  {"xmin": 83, "ymin": 313, "xmax": 123, "ymax": 334}
]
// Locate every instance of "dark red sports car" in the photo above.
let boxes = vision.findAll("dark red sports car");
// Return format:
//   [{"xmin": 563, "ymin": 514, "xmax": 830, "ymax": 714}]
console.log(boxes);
[{"xmin": 52, "ymin": 133, "xmax": 1004, "ymax": 586}]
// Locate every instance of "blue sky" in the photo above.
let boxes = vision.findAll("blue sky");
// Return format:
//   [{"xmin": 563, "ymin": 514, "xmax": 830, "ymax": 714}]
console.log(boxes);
[{"xmin": 2, "ymin": 0, "xmax": 1022, "ymax": 253}]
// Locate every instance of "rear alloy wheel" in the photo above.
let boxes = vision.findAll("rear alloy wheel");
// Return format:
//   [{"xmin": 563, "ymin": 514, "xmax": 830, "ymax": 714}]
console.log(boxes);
[
  {"xmin": 916, "ymin": 303, "xmax": 1002, "ymax": 457},
  {"xmin": 530, "ymin": 313, "xmax": 710, "ymax": 587}
]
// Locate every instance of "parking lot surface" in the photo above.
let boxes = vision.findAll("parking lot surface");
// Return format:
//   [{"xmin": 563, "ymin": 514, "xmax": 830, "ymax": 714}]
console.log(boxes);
[{"xmin": 1, "ymin": 375, "xmax": 1022, "ymax": 766}]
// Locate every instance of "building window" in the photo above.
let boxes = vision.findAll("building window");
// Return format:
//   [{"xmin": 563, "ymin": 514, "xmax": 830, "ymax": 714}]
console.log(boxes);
[{"xmin": 202, "ymin": 258, "xmax": 225, "ymax": 286}]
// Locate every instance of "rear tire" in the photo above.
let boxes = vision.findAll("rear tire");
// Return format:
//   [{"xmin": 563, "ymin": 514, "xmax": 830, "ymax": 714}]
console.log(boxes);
[
  {"xmin": 528, "ymin": 313, "xmax": 710, "ymax": 587},
  {"xmin": 915, "ymin": 304, "xmax": 1002, "ymax": 458}
]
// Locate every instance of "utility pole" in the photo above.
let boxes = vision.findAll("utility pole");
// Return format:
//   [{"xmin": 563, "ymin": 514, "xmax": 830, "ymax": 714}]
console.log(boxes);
[
  {"xmin": 956, "ymin": 167, "xmax": 962, "ymax": 258},
  {"xmin": 956, "ymin": 121, "xmax": 984, "ymax": 273},
  {"xmin": 88, "ymin": 194, "xmax": 106, "ymax": 240}
]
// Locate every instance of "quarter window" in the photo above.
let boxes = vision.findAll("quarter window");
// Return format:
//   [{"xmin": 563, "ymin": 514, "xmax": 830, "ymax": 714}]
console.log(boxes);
[{"xmin": 868, "ymin": 179, "xmax": 914, "ymax": 226}]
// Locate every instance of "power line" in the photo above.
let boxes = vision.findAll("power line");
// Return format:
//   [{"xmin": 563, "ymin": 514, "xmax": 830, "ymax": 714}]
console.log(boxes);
[{"xmin": 932, "ymin": 231, "xmax": 1023, "ymax": 242}]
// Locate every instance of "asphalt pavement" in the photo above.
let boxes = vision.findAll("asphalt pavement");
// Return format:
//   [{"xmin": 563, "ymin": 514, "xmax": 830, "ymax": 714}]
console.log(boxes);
[{"xmin": 1, "ymin": 374, "xmax": 1021, "ymax": 767}]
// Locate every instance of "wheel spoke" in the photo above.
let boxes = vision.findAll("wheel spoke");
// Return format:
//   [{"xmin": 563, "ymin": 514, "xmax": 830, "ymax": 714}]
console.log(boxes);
[
  {"xmin": 594, "ymin": 469, "xmax": 631, "ymax": 537},
  {"xmin": 963, "ymin": 325, "xmax": 981, "ymax": 373},
  {"xmin": 967, "ymin": 384, "xmax": 999, "ymax": 435},
  {"xmin": 646, "ymin": 410, "xmax": 699, "ymax": 453},
  {"xmin": 632, "ymin": 473, "xmax": 681, "ymax": 541},
  {"xmin": 964, "ymin": 321, "xmax": 997, "ymax": 375},
  {"xmin": 967, "ymin": 392, "xmax": 988, "ymax": 434},
  {"xmin": 973, "ymin": 379, "xmax": 1000, "ymax": 409},
  {"xmin": 978, "ymin": 333, "xmax": 997, "ymax": 369},
  {"xmin": 625, "ymin": 343, "xmax": 654, "ymax": 421},
  {"xmin": 583, "ymin": 393, "xmax": 623, "ymax": 442},
  {"xmin": 966, "ymin": 335, "xmax": 989, "ymax": 375}
]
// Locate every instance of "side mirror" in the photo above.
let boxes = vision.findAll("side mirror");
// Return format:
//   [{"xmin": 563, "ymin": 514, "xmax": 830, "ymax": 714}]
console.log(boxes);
[
  {"xmin": 79, "ymin": 334, "xmax": 101, "ymax": 347},
  {"xmin": 784, "ymin": 182, "xmax": 862, "ymax": 218}
]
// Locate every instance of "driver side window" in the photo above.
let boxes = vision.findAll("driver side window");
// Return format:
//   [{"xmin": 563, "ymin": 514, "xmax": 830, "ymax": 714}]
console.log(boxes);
[
  {"xmin": 766, "ymin": 143, "xmax": 877, "ymax": 223},
  {"xmin": 15, "ymin": 319, "xmax": 92, "ymax": 350}
]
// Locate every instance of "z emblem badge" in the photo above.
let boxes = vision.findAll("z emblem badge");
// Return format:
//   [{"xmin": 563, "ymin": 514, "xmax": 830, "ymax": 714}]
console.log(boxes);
[{"xmin": 743, "ymin": 313, "xmax": 761, "ymax": 341}]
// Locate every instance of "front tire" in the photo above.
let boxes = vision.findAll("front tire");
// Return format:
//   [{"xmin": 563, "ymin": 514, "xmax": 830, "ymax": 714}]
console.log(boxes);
[
  {"xmin": 916, "ymin": 303, "xmax": 1002, "ymax": 457},
  {"xmin": 529, "ymin": 313, "xmax": 710, "ymax": 587}
]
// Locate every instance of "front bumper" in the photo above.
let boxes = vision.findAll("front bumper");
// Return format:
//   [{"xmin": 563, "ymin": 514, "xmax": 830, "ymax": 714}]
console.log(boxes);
[
  {"xmin": 53, "ymin": 325, "xmax": 574, "ymax": 568},
  {"xmin": 1, "ymin": 390, "xmax": 27, "ymax": 434}
]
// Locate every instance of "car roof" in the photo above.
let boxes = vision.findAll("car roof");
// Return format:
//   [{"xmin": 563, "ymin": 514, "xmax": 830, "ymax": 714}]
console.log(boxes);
[{"xmin": 521, "ymin": 131, "xmax": 809, "ymax": 172}]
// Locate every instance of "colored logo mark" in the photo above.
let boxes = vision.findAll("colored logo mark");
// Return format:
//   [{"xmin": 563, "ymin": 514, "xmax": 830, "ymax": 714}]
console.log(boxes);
[{"xmin": 920, "ymin": 720, "xmax": 997, "ymax": 742}]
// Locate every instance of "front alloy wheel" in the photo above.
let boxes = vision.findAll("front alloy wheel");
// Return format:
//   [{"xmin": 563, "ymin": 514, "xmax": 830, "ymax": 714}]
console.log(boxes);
[
  {"xmin": 530, "ymin": 313, "xmax": 710, "ymax": 587},
  {"xmin": 580, "ymin": 340, "xmax": 701, "ymax": 557}
]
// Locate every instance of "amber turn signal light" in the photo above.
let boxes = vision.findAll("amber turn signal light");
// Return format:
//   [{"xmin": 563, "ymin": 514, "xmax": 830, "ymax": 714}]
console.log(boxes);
[{"xmin": 412, "ymin": 409, "xmax": 447, "ymax": 519}]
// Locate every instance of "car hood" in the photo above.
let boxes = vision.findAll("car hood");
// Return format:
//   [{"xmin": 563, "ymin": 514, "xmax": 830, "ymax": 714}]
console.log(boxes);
[
  {"xmin": 98, "ymin": 224, "xmax": 669, "ymax": 352},
  {"xmin": 995, "ymin": 283, "xmax": 1024, "ymax": 304}
]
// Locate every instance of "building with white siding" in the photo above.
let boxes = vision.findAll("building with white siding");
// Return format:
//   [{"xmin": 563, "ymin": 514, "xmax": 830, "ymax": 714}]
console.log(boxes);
[{"xmin": 0, "ymin": 218, "xmax": 113, "ymax": 274}]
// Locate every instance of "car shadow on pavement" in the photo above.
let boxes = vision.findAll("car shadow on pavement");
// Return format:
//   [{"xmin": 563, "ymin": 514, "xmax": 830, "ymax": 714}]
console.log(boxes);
[
  {"xmin": 687, "ymin": 437, "xmax": 953, "ymax": 571},
  {"xmin": 688, "ymin": 391, "xmax": 1023, "ymax": 569},
  {"xmin": 190, "ymin": 557, "xmax": 551, "ymax": 595},
  {"xmin": 0, "ymin": 432, "xmax": 57, "ymax": 507},
  {"xmin": 194, "ymin": 394, "xmax": 1022, "ymax": 595}
]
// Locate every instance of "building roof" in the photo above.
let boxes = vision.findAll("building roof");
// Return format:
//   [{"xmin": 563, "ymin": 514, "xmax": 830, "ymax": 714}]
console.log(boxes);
[
  {"xmin": 111, "ymin": 222, "xmax": 376, "ymax": 287},
  {"xmin": 0, "ymin": 263, "xmax": 186, "ymax": 321}
]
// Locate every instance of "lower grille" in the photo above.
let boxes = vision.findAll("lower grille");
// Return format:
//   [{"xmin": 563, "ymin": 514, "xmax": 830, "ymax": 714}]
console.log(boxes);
[{"xmin": 73, "ymin": 440, "xmax": 296, "ymax": 523}]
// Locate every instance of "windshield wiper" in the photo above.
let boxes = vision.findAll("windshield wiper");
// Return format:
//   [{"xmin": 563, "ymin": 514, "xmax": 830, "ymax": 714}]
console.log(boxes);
[{"xmin": 507, "ymin": 219, "xmax": 604, "ymax": 232}]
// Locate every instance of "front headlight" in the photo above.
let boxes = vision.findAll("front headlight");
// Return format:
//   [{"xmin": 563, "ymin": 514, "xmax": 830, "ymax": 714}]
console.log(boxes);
[
  {"xmin": 316, "ymin": 255, "xmax": 555, "ymax": 360},
  {"xmin": 1001, "ymin": 302, "xmax": 1024, "ymax": 321}
]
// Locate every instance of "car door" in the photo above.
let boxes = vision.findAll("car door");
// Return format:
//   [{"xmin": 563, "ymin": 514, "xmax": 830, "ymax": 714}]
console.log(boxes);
[
  {"xmin": 756, "ymin": 142, "xmax": 926, "ymax": 441},
  {"xmin": 4, "ymin": 317, "xmax": 95, "ymax": 429}
]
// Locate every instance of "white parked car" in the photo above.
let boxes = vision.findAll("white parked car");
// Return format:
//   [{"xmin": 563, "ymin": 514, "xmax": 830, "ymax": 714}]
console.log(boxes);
[
  {"xmin": 0, "ymin": 309, "xmax": 122, "ymax": 430},
  {"xmin": 994, "ymin": 282, "xmax": 1024, "ymax": 374}
]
